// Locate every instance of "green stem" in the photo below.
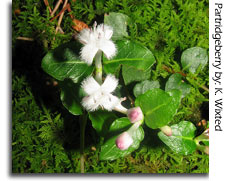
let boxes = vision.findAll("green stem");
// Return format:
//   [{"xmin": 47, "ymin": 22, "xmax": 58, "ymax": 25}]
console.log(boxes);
[
  {"xmin": 95, "ymin": 51, "xmax": 103, "ymax": 84},
  {"xmin": 79, "ymin": 113, "xmax": 87, "ymax": 173}
]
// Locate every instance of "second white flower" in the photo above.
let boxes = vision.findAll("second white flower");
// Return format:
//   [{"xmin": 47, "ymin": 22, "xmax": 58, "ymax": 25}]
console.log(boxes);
[{"xmin": 81, "ymin": 74, "xmax": 120, "ymax": 111}]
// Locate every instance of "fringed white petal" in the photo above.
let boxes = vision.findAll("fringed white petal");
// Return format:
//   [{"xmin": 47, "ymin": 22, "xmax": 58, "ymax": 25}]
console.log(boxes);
[
  {"xmin": 99, "ymin": 94, "xmax": 120, "ymax": 111},
  {"xmin": 95, "ymin": 24, "xmax": 113, "ymax": 40},
  {"xmin": 101, "ymin": 74, "xmax": 118, "ymax": 93},
  {"xmin": 80, "ymin": 44, "xmax": 99, "ymax": 65},
  {"xmin": 78, "ymin": 28, "xmax": 90, "ymax": 45},
  {"xmin": 103, "ymin": 25, "xmax": 113, "ymax": 40},
  {"xmin": 81, "ymin": 76, "xmax": 100, "ymax": 95},
  {"xmin": 99, "ymin": 39, "xmax": 117, "ymax": 60},
  {"xmin": 81, "ymin": 95, "xmax": 99, "ymax": 111},
  {"xmin": 96, "ymin": 24, "xmax": 104, "ymax": 36}
]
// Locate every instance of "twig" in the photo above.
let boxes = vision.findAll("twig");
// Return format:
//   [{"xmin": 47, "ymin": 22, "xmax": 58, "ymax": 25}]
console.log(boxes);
[
  {"xmin": 58, "ymin": 26, "xmax": 64, "ymax": 34},
  {"xmin": 67, "ymin": 3, "xmax": 74, "ymax": 19},
  {"xmin": 50, "ymin": 3, "xmax": 71, "ymax": 22},
  {"xmin": 51, "ymin": 0, "xmax": 63, "ymax": 17},
  {"xmin": 162, "ymin": 65, "xmax": 187, "ymax": 77},
  {"xmin": 16, "ymin": 37, "xmax": 34, "ymax": 41},
  {"xmin": 43, "ymin": 0, "xmax": 52, "ymax": 13},
  {"xmin": 55, "ymin": 0, "xmax": 68, "ymax": 34}
]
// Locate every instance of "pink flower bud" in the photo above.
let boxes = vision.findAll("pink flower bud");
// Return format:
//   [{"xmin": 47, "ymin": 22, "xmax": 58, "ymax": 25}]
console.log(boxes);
[
  {"xmin": 160, "ymin": 125, "xmax": 172, "ymax": 136},
  {"xmin": 127, "ymin": 107, "xmax": 144, "ymax": 123},
  {"xmin": 115, "ymin": 132, "xmax": 133, "ymax": 150}
]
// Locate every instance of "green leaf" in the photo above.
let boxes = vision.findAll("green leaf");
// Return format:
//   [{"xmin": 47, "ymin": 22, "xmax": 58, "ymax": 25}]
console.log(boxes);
[
  {"xmin": 135, "ymin": 89, "xmax": 181, "ymax": 129},
  {"xmin": 167, "ymin": 89, "xmax": 182, "ymax": 115},
  {"xmin": 100, "ymin": 118, "xmax": 144, "ymax": 160},
  {"xmin": 103, "ymin": 40, "xmax": 155, "ymax": 83},
  {"xmin": 108, "ymin": 117, "xmax": 131, "ymax": 133},
  {"xmin": 133, "ymin": 80, "xmax": 160, "ymax": 97},
  {"xmin": 89, "ymin": 110, "xmax": 118, "ymax": 137},
  {"xmin": 181, "ymin": 47, "xmax": 208, "ymax": 73},
  {"xmin": 59, "ymin": 79, "xmax": 84, "ymax": 115},
  {"xmin": 104, "ymin": 12, "xmax": 130, "ymax": 40},
  {"xmin": 165, "ymin": 73, "xmax": 191, "ymax": 98},
  {"xmin": 158, "ymin": 121, "xmax": 197, "ymax": 155},
  {"xmin": 122, "ymin": 65, "xmax": 150, "ymax": 85},
  {"xmin": 42, "ymin": 42, "xmax": 94, "ymax": 83}
]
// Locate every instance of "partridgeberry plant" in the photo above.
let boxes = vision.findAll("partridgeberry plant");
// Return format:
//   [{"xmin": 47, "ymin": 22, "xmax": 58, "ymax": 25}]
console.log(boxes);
[{"xmin": 42, "ymin": 13, "xmax": 209, "ymax": 171}]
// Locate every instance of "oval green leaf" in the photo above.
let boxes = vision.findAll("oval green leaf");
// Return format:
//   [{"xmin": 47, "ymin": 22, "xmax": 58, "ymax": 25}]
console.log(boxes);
[
  {"xmin": 42, "ymin": 42, "xmax": 94, "ymax": 83},
  {"xmin": 100, "ymin": 117, "xmax": 144, "ymax": 160},
  {"xmin": 59, "ymin": 79, "xmax": 84, "ymax": 115},
  {"xmin": 103, "ymin": 40, "xmax": 155, "ymax": 83},
  {"xmin": 104, "ymin": 12, "xmax": 130, "ymax": 40},
  {"xmin": 135, "ymin": 89, "xmax": 181, "ymax": 129},
  {"xmin": 122, "ymin": 65, "xmax": 151, "ymax": 85},
  {"xmin": 165, "ymin": 73, "xmax": 191, "ymax": 98},
  {"xmin": 89, "ymin": 111, "xmax": 118, "ymax": 137},
  {"xmin": 181, "ymin": 47, "xmax": 208, "ymax": 73},
  {"xmin": 158, "ymin": 121, "xmax": 197, "ymax": 155},
  {"xmin": 133, "ymin": 80, "xmax": 160, "ymax": 97}
]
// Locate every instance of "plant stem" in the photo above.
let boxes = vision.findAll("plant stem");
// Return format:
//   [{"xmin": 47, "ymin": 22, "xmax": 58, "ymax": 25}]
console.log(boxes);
[
  {"xmin": 55, "ymin": 0, "xmax": 68, "ymax": 34},
  {"xmin": 79, "ymin": 113, "xmax": 87, "ymax": 173},
  {"xmin": 95, "ymin": 51, "xmax": 103, "ymax": 84},
  {"xmin": 43, "ymin": 0, "xmax": 52, "ymax": 14},
  {"xmin": 113, "ymin": 103, "xmax": 128, "ymax": 114}
]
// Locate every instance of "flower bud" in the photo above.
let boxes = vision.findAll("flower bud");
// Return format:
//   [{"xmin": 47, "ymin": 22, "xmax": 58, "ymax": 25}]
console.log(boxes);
[
  {"xmin": 160, "ymin": 125, "xmax": 172, "ymax": 136},
  {"xmin": 115, "ymin": 132, "xmax": 133, "ymax": 150},
  {"xmin": 127, "ymin": 107, "xmax": 144, "ymax": 123}
]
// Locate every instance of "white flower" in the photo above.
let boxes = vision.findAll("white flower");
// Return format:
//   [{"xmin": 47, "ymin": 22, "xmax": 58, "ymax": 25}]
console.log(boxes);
[
  {"xmin": 78, "ymin": 22, "xmax": 117, "ymax": 65},
  {"xmin": 81, "ymin": 74, "xmax": 120, "ymax": 111}
]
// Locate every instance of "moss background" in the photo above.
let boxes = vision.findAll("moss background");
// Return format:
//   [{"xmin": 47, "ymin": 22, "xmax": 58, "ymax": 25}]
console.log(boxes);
[{"xmin": 12, "ymin": 0, "xmax": 209, "ymax": 173}]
